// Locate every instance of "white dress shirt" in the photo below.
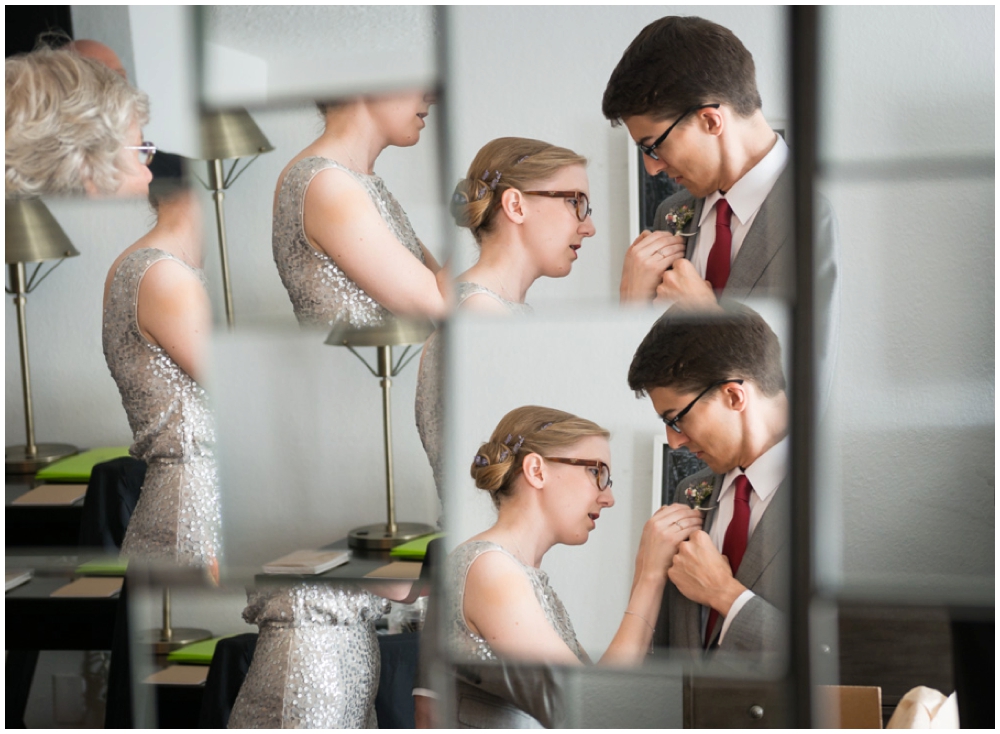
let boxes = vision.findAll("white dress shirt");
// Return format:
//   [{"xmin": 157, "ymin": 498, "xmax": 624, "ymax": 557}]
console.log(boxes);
[
  {"xmin": 705, "ymin": 435, "xmax": 789, "ymax": 643},
  {"xmin": 689, "ymin": 134, "xmax": 789, "ymax": 278}
]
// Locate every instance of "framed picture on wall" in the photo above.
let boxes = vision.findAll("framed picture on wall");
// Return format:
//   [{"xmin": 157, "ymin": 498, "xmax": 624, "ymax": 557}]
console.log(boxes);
[{"xmin": 650, "ymin": 433, "xmax": 709, "ymax": 514}]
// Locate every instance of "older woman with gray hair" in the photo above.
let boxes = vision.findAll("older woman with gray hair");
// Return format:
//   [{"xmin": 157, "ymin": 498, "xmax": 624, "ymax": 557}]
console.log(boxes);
[{"xmin": 5, "ymin": 44, "xmax": 152, "ymax": 197}]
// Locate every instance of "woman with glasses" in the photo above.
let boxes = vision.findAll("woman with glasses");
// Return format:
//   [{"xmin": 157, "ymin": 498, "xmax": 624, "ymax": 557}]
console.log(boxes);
[
  {"xmin": 416, "ymin": 138, "xmax": 596, "ymax": 498},
  {"xmin": 5, "ymin": 45, "xmax": 152, "ymax": 197},
  {"xmin": 102, "ymin": 156, "xmax": 221, "ymax": 572},
  {"xmin": 445, "ymin": 405, "xmax": 703, "ymax": 727}
]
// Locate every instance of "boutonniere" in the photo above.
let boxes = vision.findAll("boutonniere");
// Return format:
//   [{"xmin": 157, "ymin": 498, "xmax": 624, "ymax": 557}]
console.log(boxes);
[
  {"xmin": 684, "ymin": 480, "xmax": 715, "ymax": 510},
  {"xmin": 663, "ymin": 204, "xmax": 694, "ymax": 235}
]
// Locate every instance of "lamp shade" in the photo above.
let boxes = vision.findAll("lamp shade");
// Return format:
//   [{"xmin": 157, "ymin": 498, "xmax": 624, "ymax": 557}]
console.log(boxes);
[
  {"xmin": 199, "ymin": 109, "xmax": 274, "ymax": 161},
  {"xmin": 5, "ymin": 199, "xmax": 80, "ymax": 264},
  {"xmin": 325, "ymin": 318, "xmax": 435, "ymax": 349}
]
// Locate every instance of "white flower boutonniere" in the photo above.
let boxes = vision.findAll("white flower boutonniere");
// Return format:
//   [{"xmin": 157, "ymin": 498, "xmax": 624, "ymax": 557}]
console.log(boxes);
[
  {"xmin": 683, "ymin": 480, "xmax": 715, "ymax": 510},
  {"xmin": 663, "ymin": 204, "xmax": 695, "ymax": 235}
]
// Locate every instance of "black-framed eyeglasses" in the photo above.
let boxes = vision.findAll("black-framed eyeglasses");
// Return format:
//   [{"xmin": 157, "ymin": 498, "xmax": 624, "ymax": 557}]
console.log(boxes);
[
  {"xmin": 124, "ymin": 141, "xmax": 157, "ymax": 166},
  {"xmin": 544, "ymin": 457, "xmax": 612, "ymax": 491},
  {"xmin": 637, "ymin": 104, "xmax": 721, "ymax": 162},
  {"xmin": 661, "ymin": 378, "xmax": 744, "ymax": 434},
  {"xmin": 522, "ymin": 190, "xmax": 592, "ymax": 222}
]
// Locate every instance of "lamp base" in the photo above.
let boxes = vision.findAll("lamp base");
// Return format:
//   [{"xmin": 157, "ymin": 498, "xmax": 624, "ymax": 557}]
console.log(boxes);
[
  {"xmin": 142, "ymin": 627, "xmax": 214, "ymax": 655},
  {"xmin": 348, "ymin": 521, "xmax": 437, "ymax": 551},
  {"xmin": 5, "ymin": 443, "xmax": 78, "ymax": 474}
]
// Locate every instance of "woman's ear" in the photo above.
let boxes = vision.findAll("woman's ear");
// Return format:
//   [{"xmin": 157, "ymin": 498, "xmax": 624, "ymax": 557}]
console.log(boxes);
[
  {"xmin": 521, "ymin": 452, "xmax": 545, "ymax": 490},
  {"xmin": 499, "ymin": 188, "xmax": 526, "ymax": 225}
]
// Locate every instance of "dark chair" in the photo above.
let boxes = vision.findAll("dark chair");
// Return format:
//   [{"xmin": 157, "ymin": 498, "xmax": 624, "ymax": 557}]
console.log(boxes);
[{"xmin": 78, "ymin": 456, "xmax": 145, "ymax": 551}]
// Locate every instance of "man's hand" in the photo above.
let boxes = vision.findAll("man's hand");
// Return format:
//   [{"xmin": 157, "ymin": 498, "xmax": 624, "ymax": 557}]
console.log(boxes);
[
  {"xmin": 620, "ymin": 230, "xmax": 687, "ymax": 304},
  {"xmin": 654, "ymin": 258, "xmax": 720, "ymax": 310},
  {"xmin": 668, "ymin": 530, "xmax": 746, "ymax": 616}
]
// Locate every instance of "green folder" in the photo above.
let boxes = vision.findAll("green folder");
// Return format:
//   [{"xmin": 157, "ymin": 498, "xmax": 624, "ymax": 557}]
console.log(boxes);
[
  {"xmin": 166, "ymin": 635, "xmax": 234, "ymax": 665},
  {"xmin": 76, "ymin": 558, "xmax": 129, "ymax": 576},
  {"xmin": 388, "ymin": 532, "xmax": 444, "ymax": 560},
  {"xmin": 35, "ymin": 447, "xmax": 131, "ymax": 482}
]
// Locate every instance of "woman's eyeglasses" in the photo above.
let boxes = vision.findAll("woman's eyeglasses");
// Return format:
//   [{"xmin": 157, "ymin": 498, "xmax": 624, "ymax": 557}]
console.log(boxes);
[
  {"xmin": 124, "ymin": 141, "xmax": 157, "ymax": 166},
  {"xmin": 544, "ymin": 457, "xmax": 612, "ymax": 491},
  {"xmin": 522, "ymin": 190, "xmax": 592, "ymax": 222}
]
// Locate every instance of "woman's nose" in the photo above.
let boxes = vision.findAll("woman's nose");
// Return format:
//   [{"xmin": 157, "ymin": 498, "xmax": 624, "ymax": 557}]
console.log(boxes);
[{"xmin": 580, "ymin": 215, "xmax": 596, "ymax": 238}]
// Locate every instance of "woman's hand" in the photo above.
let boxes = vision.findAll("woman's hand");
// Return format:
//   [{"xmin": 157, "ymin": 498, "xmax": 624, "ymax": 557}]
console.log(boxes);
[
  {"xmin": 620, "ymin": 230, "xmax": 687, "ymax": 304},
  {"xmin": 633, "ymin": 503, "xmax": 704, "ymax": 587}
]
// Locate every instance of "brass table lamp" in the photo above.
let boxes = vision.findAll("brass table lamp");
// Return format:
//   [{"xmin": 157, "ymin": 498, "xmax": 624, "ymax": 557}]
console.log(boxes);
[
  {"xmin": 326, "ymin": 319, "xmax": 437, "ymax": 550},
  {"xmin": 196, "ymin": 108, "xmax": 274, "ymax": 329},
  {"xmin": 5, "ymin": 199, "xmax": 81, "ymax": 473}
]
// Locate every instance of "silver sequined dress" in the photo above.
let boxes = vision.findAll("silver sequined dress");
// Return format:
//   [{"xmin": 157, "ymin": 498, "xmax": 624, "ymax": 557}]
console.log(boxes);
[
  {"xmin": 102, "ymin": 248, "xmax": 220, "ymax": 567},
  {"xmin": 228, "ymin": 584, "xmax": 390, "ymax": 729},
  {"xmin": 231, "ymin": 156, "xmax": 418, "ymax": 728},
  {"xmin": 272, "ymin": 156, "xmax": 426, "ymax": 328},
  {"xmin": 446, "ymin": 540, "xmax": 588, "ymax": 664},
  {"xmin": 415, "ymin": 283, "xmax": 532, "ymax": 497}
]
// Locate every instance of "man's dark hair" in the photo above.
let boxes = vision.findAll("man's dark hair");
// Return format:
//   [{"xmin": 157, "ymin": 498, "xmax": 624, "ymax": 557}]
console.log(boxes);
[
  {"xmin": 628, "ymin": 303, "xmax": 786, "ymax": 398},
  {"xmin": 602, "ymin": 16, "xmax": 763, "ymax": 124}
]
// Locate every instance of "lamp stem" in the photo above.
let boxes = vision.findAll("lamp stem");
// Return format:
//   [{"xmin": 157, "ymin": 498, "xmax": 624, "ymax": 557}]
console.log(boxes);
[
  {"xmin": 208, "ymin": 159, "xmax": 236, "ymax": 329},
  {"xmin": 9, "ymin": 263, "xmax": 37, "ymax": 456},
  {"xmin": 162, "ymin": 587, "xmax": 173, "ymax": 642},
  {"xmin": 377, "ymin": 345, "xmax": 397, "ymax": 534}
]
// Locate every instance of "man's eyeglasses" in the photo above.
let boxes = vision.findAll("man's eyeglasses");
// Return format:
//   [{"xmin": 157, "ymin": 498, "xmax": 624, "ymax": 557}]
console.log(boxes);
[
  {"xmin": 544, "ymin": 457, "xmax": 612, "ymax": 491},
  {"xmin": 522, "ymin": 191, "xmax": 592, "ymax": 222},
  {"xmin": 637, "ymin": 104, "xmax": 720, "ymax": 162},
  {"xmin": 124, "ymin": 141, "xmax": 157, "ymax": 166},
  {"xmin": 661, "ymin": 379, "xmax": 744, "ymax": 434}
]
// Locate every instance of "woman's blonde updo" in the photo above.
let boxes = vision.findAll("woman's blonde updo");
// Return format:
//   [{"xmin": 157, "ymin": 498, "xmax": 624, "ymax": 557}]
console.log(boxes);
[
  {"xmin": 450, "ymin": 138, "xmax": 587, "ymax": 244},
  {"xmin": 470, "ymin": 406, "xmax": 609, "ymax": 509},
  {"xmin": 5, "ymin": 46, "xmax": 150, "ymax": 197}
]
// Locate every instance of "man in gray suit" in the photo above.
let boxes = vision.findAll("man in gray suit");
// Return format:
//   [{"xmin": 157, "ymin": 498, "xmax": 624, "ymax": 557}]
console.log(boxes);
[
  {"xmin": 604, "ymin": 15, "xmax": 838, "ymax": 403},
  {"xmin": 628, "ymin": 304, "xmax": 789, "ymax": 654}
]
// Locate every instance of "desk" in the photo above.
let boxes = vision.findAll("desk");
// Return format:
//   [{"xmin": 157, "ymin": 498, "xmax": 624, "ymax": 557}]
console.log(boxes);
[
  {"xmin": 5, "ymin": 565, "xmax": 120, "ymax": 728},
  {"xmin": 5, "ymin": 478, "xmax": 83, "ymax": 548}
]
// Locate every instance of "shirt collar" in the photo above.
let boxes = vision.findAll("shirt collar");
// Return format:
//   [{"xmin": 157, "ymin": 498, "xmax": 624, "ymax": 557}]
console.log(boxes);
[
  {"xmin": 719, "ymin": 434, "xmax": 789, "ymax": 502},
  {"xmin": 699, "ymin": 134, "xmax": 790, "ymax": 228}
]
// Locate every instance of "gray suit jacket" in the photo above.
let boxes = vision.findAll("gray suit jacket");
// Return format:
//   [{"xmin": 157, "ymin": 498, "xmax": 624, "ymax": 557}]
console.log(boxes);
[
  {"xmin": 653, "ymin": 165, "xmax": 841, "ymax": 406},
  {"xmin": 653, "ymin": 468, "xmax": 790, "ymax": 656}
]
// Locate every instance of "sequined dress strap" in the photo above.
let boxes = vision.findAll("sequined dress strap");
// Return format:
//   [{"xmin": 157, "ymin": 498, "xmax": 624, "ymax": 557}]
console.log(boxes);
[{"xmin": 454, "ymin": 281, "xmax": 533, "ymax": 315}]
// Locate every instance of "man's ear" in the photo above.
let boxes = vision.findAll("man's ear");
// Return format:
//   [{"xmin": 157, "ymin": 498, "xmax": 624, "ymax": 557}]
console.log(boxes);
[
  {"xmin": 499, "ymin": 188, "xmax": 526, "ymax": 224},
  {"xmin": 722, "ymin": 380, "xmax": 749, "ymax": 412},
  {"xmin": 699, "ymin": 105, "xmax": 725, "ymax": 137},
  {"xmin": 521, "ymin": 452, "xmax": 545, "ymax": 490}
]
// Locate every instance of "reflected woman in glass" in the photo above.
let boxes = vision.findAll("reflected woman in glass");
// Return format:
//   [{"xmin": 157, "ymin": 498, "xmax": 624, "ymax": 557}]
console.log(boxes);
[
  {"xmin": 272, "ymin": 92, "xmax": 446, "ymax": 327},
  {"xmin": 447, "ymin": 406, "xmax": 702, "ymax": 726},
  {"xmin": 416, "ymin": 138, "xmax": 597, "ymax": 497},
  {"xmin": 102, "ymin": 158, "xmax": 221, "ymax": 571},
  {"xmin": 230, "ymin": 91, "xmax": 443, "ymax": 729},
  {"xmin": 5, "ymin": 45, "xmax": 152, "ymax": 198}
]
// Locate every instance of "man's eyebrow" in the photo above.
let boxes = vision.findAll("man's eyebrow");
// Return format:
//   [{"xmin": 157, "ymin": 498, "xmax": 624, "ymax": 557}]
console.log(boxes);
[{"xmin": 659, "ymin": 408, "xmax": 677, "ymax": 420}]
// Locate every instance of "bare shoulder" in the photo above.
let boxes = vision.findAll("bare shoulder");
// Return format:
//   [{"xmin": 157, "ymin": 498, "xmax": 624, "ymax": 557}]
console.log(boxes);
[
  {"xmin": 465, "ymin": 548, "xmax": 531, "ymax": 596},
  {"xmin": 140, "ymin": 258, "xmax": 205, "ymax": 305}
]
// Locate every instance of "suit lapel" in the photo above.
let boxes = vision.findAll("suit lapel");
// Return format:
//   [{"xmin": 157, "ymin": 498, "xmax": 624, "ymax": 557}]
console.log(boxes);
[
  {"xmin": 684, "ymin": 197, "xmax": 705, "ymax": 260},
  {"xmin": 724, "ymin": 168, "xmax": 793, "ymax": 299}
]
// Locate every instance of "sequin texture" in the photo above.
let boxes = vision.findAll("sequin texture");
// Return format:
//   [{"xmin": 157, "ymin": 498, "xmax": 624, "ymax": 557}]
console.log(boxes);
[
  {"xmin": 229, "ymin": 584, "xmax": 390, "ymax": 729},
  {"xmin": 272, "ymin": 156, "xmax": 426, "ymax": 328},
  {"xmin": 445, "ymin": 541, "xmax": 589, "ymax": 663},
  {"xmin": 102, "ymin": 248, "xmax": 220, "ymax": 568},
  {"xmin": 415, "ymin": 283, "xmax": 532, "ymax": 498}
]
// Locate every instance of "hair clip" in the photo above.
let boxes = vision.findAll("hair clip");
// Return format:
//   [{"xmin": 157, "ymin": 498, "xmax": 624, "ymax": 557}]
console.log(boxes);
[
  {"xmin": 489, "ymin": 171, "xmax": 501, "ymax": 190},
  {"xmin": 473, "ymin": 454, "xmax": 489, "ymax": 467},
  {"xmin": 515, "ymin": 155, "xmax": 530, "ymax": 165},
  {"xmin": 511, "ymin": 435, "xmax": 525, "ymax": 454},
  {"xmin": 452, "ymin": 191, "xmax": 466, "ymax": 205},
  {"xmin": 539, "ymin": 422, "xmax": 553, "ymax": 431},
  {"xmin": 498, "ymin": 448, "xmax": 510, "ymax": 462}
]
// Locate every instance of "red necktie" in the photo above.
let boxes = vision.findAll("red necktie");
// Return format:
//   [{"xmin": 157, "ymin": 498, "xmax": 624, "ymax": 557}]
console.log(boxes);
[
  {"xmin": 704, "ymin": 474, "xmax": 753, "ymax": 647},
  {"xmin": 705, "ymin": 198, "xmax": 733, "ymax": 293}
]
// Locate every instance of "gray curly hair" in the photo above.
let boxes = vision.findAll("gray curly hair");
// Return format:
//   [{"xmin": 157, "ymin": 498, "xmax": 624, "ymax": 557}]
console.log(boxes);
[{"xmin": 5, "ymin": 46, "xmax": 150, "ymax": 197}]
